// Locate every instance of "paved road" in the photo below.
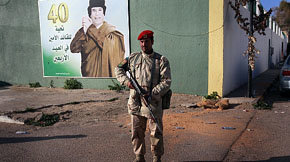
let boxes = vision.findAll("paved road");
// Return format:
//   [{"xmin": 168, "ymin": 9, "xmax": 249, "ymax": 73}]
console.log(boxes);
[
  {"xmin": 0, "ymin": 108, "xmax": 255, "ymax": 162},
  {"xmin": 225, "ymin": 80, "xmax": 290, "ymax": 161},
  {"xmin": 0, "ymin": 86, "xmax": 253, "ymax": 162},
  {"xmin": 2, "ymin": 81, "xmax": 290, "ymax": 161}
]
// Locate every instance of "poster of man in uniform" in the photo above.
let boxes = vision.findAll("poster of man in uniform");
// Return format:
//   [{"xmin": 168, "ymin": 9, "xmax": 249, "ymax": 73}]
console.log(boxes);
[{"xmin": 38, "ymin": 0, "xmax": 130, "ymax": 78}]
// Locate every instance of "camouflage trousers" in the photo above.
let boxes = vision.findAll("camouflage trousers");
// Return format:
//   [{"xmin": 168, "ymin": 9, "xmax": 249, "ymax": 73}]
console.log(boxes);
[{"xmin": 131, "ymin": 115, "xmax": 164, "ymax": 156}]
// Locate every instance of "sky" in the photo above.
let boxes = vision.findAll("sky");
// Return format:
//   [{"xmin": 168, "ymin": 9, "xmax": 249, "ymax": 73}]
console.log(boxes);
[{"xmin": 260, "ymin": 0, "xmax": 290, "ymax": 11}]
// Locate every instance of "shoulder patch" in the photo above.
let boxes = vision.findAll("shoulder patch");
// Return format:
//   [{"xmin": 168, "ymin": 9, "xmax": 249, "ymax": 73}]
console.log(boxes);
[{"xmin": 118, "ymin": 57, "xmax": 129, "ymax": 68}]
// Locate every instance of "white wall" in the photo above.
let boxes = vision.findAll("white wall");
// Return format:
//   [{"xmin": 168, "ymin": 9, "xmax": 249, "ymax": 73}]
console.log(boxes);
[{"xmin": 223, "ymin": 0, "xmax": 287, "ymax": 96}]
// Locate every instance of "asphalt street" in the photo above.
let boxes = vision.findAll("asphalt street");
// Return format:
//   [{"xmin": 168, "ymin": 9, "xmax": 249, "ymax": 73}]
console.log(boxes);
[
  {"xmin": 1, "ymin": 68, "xmax": 290, "ymax": 161},
  {"xmin": 225, "ymin": 80, "xmax": 290, "ymax": 161}
]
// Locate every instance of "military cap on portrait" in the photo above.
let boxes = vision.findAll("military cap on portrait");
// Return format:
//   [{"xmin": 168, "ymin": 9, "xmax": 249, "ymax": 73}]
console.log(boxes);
[{"xmin": 88, "ymin": 0, "xmax": 107, "ymax": 16}]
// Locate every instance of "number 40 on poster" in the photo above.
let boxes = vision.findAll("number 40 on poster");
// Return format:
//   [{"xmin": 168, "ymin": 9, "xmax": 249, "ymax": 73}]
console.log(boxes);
[{"xmin": 48, "ymin": 3, "xmax": 69, "ymax": 23}]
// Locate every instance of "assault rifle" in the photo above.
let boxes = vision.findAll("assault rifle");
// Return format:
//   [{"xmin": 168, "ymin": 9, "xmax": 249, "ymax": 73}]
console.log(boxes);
[{"xmin": 127, "ymin": 70, "xmax": 163, "ymax": 134}]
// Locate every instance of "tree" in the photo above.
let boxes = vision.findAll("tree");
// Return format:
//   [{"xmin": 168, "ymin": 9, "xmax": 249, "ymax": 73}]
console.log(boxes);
[
  {"xmin": 229, "ymin": 0, "xmax": 272, "ymax": 97},
  {"xmin": 273, "ymin": 0, "xmax": 290, "ymax": 39}
]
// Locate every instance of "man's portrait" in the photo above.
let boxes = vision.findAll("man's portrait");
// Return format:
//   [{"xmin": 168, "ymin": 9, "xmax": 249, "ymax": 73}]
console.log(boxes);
[
  {"xmin": 38, "ymin": 0, "xmax": 129, "ymax": 77},
  {"xmin": 70, "ymin": 0, "xmax": 126, "ymax": 77}
]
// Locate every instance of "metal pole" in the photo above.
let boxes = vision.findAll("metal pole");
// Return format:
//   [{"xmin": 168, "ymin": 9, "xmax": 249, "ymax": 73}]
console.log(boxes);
[{"xmin": 248, "ymin": 0, "xmax": 254, "ymax": 97}]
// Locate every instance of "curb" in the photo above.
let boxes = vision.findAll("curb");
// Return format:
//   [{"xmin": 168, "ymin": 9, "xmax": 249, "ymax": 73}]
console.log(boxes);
[{"xmin": 252, "ymin": 74, "xmax": 280, "ymax": 105}]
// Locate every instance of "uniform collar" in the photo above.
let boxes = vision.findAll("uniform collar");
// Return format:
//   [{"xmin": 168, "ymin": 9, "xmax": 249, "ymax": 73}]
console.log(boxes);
[{"xmin": 142, "ymin": 50, "xmax": 154, "ymax": 58}]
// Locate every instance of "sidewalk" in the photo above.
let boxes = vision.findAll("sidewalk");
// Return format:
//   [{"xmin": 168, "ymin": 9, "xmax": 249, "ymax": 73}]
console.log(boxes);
[
  {"xmin": 0, "ymin": 68, "xmax": 280, "ymax": 113},
  {"xmin": 226, "ymin": 68, "xmax": 280, "ymax": 103}
]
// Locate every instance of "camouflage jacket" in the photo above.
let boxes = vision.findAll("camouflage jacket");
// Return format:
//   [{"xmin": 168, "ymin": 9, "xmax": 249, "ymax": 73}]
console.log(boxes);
[{"xmin": 115, "ymin": 51, "xmax": 171, "ymax": 118}]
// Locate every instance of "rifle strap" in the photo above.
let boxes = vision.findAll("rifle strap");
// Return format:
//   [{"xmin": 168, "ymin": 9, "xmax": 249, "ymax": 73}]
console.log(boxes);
[
  {"xmin": 133, "ymin": 52, "xmax": 141, "ymax": 78},
  {"xmin": 149, "ymin": 53, "xmax": 156, "ymax": 98}
]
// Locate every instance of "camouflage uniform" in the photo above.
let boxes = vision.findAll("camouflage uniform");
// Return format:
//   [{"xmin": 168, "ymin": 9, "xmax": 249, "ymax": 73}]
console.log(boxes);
[{"xmin": 115, "ymin": 51, "xmax": 171, "ymax": 157}]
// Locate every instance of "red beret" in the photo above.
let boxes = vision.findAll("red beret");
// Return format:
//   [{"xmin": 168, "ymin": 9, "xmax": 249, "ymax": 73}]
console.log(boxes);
[{"xmin": 137, "ymin": 30, "xmax": 154, "ymax": 40}]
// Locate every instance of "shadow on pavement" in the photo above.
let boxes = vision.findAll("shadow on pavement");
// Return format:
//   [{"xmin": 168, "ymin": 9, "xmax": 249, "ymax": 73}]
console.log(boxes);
[
  {"xmin": 0, "ymin": 81, "xmax": 11, "ymax": 87},
  {"xmin": 184, "ymin": 161, "xmax": 220, "ymax": 162},
  {"xmin": 0, "ymin": 87, "xmax": 10, "ymax": 91},
  {"xmin": 262, "ymin": 80, "xmax": 290, "ymax": 106},
  {"xmin": 0, "ymin": 81, "xmax": 11, "ymax": 91},
  {"xmin": 226, "ymin": 68, "xmax": 281, "ymax": 98},
  {"xmin": 227, "ymin": 104, "xmax": 240, "ymax": 110},
  {"xmin": 0, "ymin": 134, "xmax": 87, "ymax": 144},
  {"xmin": 259, "ymin": 156, "xmax": 290, "ymax": 162}
]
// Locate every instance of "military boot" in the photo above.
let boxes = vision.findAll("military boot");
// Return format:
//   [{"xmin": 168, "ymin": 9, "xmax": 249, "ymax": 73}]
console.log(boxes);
[
  {"xmin": 133, "ymin": 154, "xmax": 145, "ymax": 162},
  {"xmin": 152, "ymin": 156, "xmax": 161, "ymax": 162}
]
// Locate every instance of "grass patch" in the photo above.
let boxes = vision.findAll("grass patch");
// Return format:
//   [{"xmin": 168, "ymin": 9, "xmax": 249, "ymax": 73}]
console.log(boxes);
[
  {"xmin": 29, "ymin": 82, "xmax": 41, "ymax": 88},
  {"xmin": 49, "ymin": 80, "xmax": 55, "ymax": 88},
  {"xmin": 253, "ymin": 100, "xmax": 272, "ymax": 110},
  {"xmin": 108, "ymin": 80, "xmax": 126, "ymax": 92},
  {"xmin": 204, "ymin": 91, "xmax": 220, "ymax": 100},
  {"xmin": 64, "ymin": 79, "xmax": 83, "ymax": 89},
  {"xmin": 25, "ymin": 113, "xmax": 60, "ymax": 127}
]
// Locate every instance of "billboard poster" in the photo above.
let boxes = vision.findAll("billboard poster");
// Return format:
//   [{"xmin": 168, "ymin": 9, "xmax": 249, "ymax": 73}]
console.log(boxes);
[{"xmin": 38, "ymin": 0, "xmax": 130, "ymax": 78}]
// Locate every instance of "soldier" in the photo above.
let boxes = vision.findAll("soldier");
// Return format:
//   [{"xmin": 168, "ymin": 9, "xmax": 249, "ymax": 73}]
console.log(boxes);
[{"xmin": 115, "ymin": 30, "xmax": 171, "ymax": 162}]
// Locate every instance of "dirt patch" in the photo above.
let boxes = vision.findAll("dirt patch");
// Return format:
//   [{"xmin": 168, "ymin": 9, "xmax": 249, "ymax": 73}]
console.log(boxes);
[
  {"xmin": 2, "ymin": 87, "xmax": 247, "ymax": 140},
  {"xmin": 1, "ymin": 86, "xmax": 260, "ymax": 162},
  {"xmin": 5, "ymin": 96, "xmax": 128, "ymax": 127},
  {"xmin": 3, "ymin": 88, "xmax": 203, "ymax": 127}
]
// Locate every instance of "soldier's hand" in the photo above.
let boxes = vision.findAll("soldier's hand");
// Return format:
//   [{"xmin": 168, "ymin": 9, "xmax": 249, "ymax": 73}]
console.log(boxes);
[
  {"xmin": 127, "ymin": 81, "xmax": 134, "ymax": 89},
  {"xmin": 143, "ymin": 92, "xmax": 151, "ymax": 102}
]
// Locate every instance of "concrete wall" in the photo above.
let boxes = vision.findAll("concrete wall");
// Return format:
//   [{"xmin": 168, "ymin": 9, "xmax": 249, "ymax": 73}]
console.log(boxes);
[
  {"xmin": 130, "ymin": 0, "xmax": 209, "ymax": 95},
  {"xmin": 0, "ymin": 0, "xmax": 110, "ymax": 89},
  {"xmin": 0, "ymin": 0, "xmax": 209, "ymax": 95},
  {"xmin": 223, "ymin": 0, "xmax": 287, "ymax": 95},
  {"xmin": 0, "ymin": 0, "xmax": 43, "ymax": 84},
  {"xmin": 208, "ymin": 0, "xmax": 224, "ymax": 96},
  {"xmin": 223, "ymin": 1, "xmax": 249, "ymax": 96}
]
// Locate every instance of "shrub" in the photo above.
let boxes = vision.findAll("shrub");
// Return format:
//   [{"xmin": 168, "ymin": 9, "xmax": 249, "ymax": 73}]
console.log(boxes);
[
  {"xmin": 64, "ymin": 79, "xmax": 83, "ymax": 89},
  {"xmin": 25, "ymin": 113, "xmax": 60, "ymax": 127},
  {"xmin": 204, "ymin": 91, "xmax": 220, "ymax": 100},
  {"xmin": 49, "ymin": 80, "xmax": 54, "ymax": 88},
  {"xmin": 29, "ymin": 82, "xmax": 41, "ymax": 88},
  {"xmin": 253, "ymin": 100, "xmax": 272, "ymax": 110},
  {"xmin": 108, "ymin": 80, "xmax": 125, "ymax": 92}
]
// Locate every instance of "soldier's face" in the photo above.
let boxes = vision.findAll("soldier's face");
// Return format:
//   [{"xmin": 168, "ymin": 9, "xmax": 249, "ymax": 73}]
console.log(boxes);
[
  {"xmin": 90, "ymin": 7, "xmax": 104, "ymax": 26},
  {"xmin": 140, "ymin": 38, "xmax": 154, "ymax": 54}
]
